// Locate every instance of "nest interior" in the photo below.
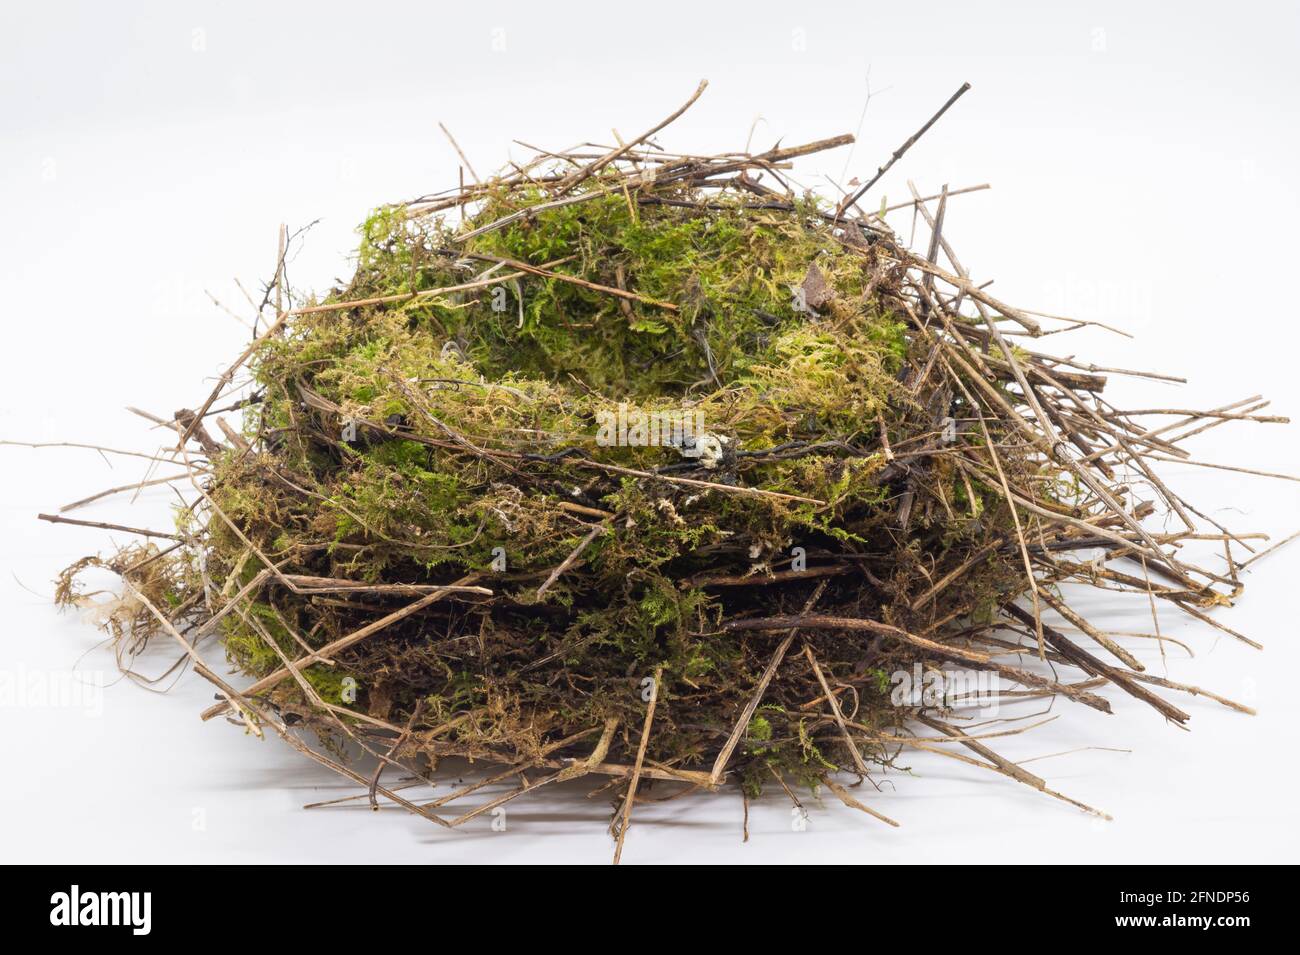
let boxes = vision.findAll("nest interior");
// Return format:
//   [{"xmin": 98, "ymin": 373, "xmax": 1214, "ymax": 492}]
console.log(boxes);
[{"xmin": 52, "ymin": 83, "xmax": 1277, "ymax": 852}]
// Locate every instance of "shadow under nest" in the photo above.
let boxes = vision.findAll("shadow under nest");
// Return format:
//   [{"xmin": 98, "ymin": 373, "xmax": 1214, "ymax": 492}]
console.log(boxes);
[{"xmin": 52, "ymin": 82, "xmax": 1276, "ymax": 859}]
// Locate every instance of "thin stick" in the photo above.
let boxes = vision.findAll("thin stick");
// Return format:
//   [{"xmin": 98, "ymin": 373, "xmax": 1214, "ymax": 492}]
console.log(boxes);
[
  {"xmin": 709, "ymin": 582, "xmax": 828, "ymax": 784},
  {"xmin": 59, "ymin": 473, "xmax": 202, "ymax": 513},
  {"xmin": 915, "ymin": 714, "xmax": 1110, "ymax": 818},
  {"xmin": 837, "ymin": 82, "xmax": 971, "ymax": 216},
  {"xmin": 37, "ymin": 513, "xmax": 183, "ymax": 541},
  {"xmin": 438, "ymin": 122, "xmax": 480, "ymax": 184},
  {"xmin": 537, "ymin": 524, "xmax": 606, "ymax": 598},
  {"xmin": 1239, "ymin": 528, "xmax": 1300, "ymax": 569},
  {"xmin": 613, "ymin": 665, "xmax": 662, "ymax": 865},
  {"xmin": 557, "ymin": 80, "xmax": 708, "ymax": 195},
  {"xmin": 803, "ymin": 643, "xmax": 870, "ymax": 775},
  {"xmin": 823, "ymin": 776, "xmax": 899, "ymax": 827}
]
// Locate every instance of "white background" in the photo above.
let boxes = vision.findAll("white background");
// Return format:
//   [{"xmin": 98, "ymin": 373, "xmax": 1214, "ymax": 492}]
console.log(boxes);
[{"xmin": 2, "ymin": 0, "xmax": 1297, "ymax": 864}]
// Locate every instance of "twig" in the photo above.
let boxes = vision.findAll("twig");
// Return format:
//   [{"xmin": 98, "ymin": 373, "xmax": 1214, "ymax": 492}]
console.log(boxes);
[
  {"xmin": 836, "ymin": 82, "xmax": 971, "ymax": 216},
  {"xmin": 613, "ymin": 665, "xmax": 662, "ymax": 865}
]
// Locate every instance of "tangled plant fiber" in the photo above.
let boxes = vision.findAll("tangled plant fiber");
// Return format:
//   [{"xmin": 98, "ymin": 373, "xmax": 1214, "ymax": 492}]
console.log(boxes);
[{"xmin": 48, "ymin": 81, "xmax": 1284, "ymax": 860}]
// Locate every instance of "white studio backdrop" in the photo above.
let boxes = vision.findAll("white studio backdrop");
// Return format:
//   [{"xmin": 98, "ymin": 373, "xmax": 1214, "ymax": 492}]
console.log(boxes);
[{"xmin": 1, "ymin": 0, "xmax": 1297, "ymax": 863}]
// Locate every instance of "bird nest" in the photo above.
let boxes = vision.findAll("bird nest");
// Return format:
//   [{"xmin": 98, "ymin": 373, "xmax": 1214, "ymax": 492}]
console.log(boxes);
[{"xmin": 49, "ymin": 82, "xmax": 1280, "ymax": 860}]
